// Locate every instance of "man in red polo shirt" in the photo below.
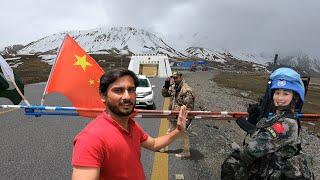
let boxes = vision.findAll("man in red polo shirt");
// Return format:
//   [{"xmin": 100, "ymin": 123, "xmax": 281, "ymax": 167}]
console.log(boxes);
[{"xmin": 72, "ymin": 69, "xmax": 188, "ymax": 180}]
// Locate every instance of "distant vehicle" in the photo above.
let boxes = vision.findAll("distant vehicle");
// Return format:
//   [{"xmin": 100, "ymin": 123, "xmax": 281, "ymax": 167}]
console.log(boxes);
[{"xmin": 135, "ymin": 74, "xmax": 156, "ymax": 109}]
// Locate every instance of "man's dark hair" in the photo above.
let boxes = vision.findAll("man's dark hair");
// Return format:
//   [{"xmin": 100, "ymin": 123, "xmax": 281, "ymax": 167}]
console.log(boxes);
[{"xmin": 99, "ymin": 68, "xmax": 139, "ymax": 94}]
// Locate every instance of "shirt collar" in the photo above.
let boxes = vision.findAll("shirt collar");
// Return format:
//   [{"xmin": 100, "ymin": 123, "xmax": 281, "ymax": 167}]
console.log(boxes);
[{"xmin": 102, "ymin": 111, "xmax": 135, "ymax": 135}]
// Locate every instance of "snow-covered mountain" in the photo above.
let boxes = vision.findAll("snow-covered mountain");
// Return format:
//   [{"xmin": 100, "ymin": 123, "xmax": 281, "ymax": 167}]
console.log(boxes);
[
  {"xmin": 18, "ymin": 27, "xmax": 186, "ymax": 58},
  {"xmin": 186, "ymin": 47, "xmax": 272, "ymax": 64},
  {"xmin": 1, "ymin": 44, "xmax": 24, "ymax": 55},
  {"xmin": 1, "ymin": 26, "xmax": 319, "ymax": 74},
  {"xmin": 275, "ymin": 54, "xmax": 320, "ymax": 74},
  {"xmin": 186, "ymin": 47, "xmax": 320, "ymax": 74},
  {"xmin": 186, "ymin": 47, "xmax": 228, "ymax": 63}
]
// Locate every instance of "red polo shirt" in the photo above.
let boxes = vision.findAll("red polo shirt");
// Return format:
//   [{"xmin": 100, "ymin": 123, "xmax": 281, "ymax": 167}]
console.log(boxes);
[{"xmin": 72, "ymin": 111, "xmax": 149, "ymax": 180}]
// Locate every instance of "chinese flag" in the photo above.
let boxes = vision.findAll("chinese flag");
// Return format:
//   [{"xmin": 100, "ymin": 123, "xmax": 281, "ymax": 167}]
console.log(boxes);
[{"xmin": 46, "ymin": 34, "xmax": 105, "ymax": 118}]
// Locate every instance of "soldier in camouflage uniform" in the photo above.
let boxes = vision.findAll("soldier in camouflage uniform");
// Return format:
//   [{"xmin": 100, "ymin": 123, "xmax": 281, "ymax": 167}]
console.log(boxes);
[
  {"xmin": 221, "ymin": 67, "xmax": 314, "ymax": 179},
  {"xmin": 162, "ymin": 72, "xmax": 195, "ymax": 158}
]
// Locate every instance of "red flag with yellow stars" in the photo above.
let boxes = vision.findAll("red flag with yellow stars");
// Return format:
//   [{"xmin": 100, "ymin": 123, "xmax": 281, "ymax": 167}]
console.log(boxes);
[{"xmin": 45, "ymin": 34, "xmax": 105, "ymax": 118}]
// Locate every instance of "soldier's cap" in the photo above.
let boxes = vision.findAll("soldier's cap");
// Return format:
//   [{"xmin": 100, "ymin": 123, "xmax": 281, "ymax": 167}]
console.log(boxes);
[{"xmin": 171, "ymin": 71, "xmax": 183, "ymax": 78}]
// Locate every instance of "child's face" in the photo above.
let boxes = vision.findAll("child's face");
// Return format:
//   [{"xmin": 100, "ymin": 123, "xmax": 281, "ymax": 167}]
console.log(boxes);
[{"xmin": 273, "ymin": 89, "xmax": 293, "ymax": 107}]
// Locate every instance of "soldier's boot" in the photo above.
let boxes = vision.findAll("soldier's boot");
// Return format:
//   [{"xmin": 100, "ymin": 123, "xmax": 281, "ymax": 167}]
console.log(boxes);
[
  {"xmin": 166, "ymin": 120, "xmax": 176, "ymax": 134},
  {"xmin": 175, "ymin": 130, "xmax": 191, "ymax": 158}
]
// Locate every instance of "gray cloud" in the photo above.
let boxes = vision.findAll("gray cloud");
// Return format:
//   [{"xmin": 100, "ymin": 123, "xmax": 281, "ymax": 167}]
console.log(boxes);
[{"xmin": 1, "ymin": 0, "xmax": 319, "ymax": 56}]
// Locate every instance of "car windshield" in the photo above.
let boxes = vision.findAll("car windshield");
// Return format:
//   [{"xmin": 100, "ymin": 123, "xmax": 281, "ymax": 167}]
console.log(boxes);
[{"xmin": 139, "ymin": 79, "xmax": 150, "ymax": 87}]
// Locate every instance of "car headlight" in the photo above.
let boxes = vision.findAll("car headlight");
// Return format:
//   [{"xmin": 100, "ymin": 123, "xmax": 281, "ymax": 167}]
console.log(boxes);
[{"xmin": 142, "ymin": 91, "xmax": 152, "ymax": 97}]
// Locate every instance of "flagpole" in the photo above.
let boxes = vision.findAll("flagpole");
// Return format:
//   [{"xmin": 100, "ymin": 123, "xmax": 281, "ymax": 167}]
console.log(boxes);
[
  {"xmin": 11, "ymin": 78, "xmax": 30, "ymax": 106},
  {"xmin": 41, "ymin": 34, "xmax": 69, "ymax": 106}
]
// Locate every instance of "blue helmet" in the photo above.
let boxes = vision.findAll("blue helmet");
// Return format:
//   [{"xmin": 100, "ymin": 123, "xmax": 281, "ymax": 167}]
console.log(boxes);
[{"xmin": 270, "ymin": 67, "xmax": 305, "ymax": 102}]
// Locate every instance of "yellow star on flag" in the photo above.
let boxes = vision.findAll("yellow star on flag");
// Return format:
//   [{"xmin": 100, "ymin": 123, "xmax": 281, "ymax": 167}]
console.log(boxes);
[
  {"xmin": 74, "ymin": 55, "xmax": 92, "ymax": 71},
  {"xmin": 88, "ymin": 79, "xmax": 95, "ymax": 85}
]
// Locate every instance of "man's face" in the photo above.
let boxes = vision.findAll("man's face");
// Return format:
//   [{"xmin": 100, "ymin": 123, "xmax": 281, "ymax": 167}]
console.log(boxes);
[
  {"xmin": 103, "ymin": 75, "xmax": 136, "ymax": 117},
  {"xmin": 173, "ymin": 75, "xmax": 182, "ymax": 84}
]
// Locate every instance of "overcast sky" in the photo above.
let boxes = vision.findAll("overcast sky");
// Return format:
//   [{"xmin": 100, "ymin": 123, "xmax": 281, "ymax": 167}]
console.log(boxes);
[{"xmin": 1, "ymin": 0, "xmax": 319, "ymax": 56}]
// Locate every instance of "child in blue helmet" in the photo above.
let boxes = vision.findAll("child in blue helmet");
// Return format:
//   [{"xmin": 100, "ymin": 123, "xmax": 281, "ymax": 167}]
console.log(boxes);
[{"xmin": 221, "ymin": 67, "xmax": 314, "ymax": 179}]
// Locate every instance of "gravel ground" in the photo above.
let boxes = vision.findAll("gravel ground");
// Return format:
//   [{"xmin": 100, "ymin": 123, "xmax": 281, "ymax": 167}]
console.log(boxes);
[{"xmin": 181, "ymin": 70, "xmax": 320, "ymax": 179}]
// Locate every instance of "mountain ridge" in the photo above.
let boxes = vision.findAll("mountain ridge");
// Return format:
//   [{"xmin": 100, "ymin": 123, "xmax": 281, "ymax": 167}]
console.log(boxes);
[{"xmin": 1, "ymin": 26, "xmax": 319, "ymax": 74}]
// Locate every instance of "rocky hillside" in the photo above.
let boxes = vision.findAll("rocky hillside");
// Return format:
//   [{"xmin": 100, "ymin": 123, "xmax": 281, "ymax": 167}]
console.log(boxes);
[
  {"xmin": 1, "ymin": 45, "xmax": 24, "ymax": 55},
  {"xmin": 274, "ymin": 54, "xmax": 320, "ymax": 75}
]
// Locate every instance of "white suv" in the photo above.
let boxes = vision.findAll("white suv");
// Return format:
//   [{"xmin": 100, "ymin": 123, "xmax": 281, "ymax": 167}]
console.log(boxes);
[{"xmin": 135, "ymin": 74, "xmax": 156, "ymax": 109}]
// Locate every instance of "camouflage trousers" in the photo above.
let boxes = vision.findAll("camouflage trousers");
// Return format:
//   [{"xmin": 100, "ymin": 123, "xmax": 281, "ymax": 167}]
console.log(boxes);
[
  {"xmin": 221, "ymin": 150, "xmax": 314, "ymax": 180},
  {"xmin": 167, "ymin": 118, "xmax": 190, "ymax": 154}
]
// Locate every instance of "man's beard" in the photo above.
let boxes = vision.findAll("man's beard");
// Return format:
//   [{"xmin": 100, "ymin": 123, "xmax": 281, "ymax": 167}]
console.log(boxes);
[{"xmin": 107, "ymin": 99, "xmax": 135, "ymax": 116}]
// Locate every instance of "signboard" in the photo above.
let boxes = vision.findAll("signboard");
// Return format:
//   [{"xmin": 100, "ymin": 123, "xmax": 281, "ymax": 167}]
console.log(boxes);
[{"xmin": 139, "ymin": 64, "xmax": 158, "ymax": 77}]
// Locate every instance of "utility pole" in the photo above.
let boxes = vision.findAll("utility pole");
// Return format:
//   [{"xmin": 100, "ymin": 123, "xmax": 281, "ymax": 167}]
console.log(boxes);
[
  {"xmin": 121, "ymin": 55, "xmax": 124, "ymax": 68},
  {"xmin": 273, "ymin": 54, "xmax": 278, "ymax": 70}
]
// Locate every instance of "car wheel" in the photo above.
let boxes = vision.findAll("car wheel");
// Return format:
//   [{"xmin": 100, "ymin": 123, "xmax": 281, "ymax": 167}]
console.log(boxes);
[{"xmin": 149, "ymin": 103, "xmax": 156, "ymax": 110}]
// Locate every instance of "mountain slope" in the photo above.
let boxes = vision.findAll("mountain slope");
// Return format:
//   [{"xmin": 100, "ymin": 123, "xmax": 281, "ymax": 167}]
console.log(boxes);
[
  {"xmin": 1, "ymin": 26, "xmax": 319, "ymax": 74},
  {"xmin": 186, "ymin": 47, "xmax": 320, "ymax": 74},
  {"xmin": 18, "ymin": 27, "xmax": 186, "ymax": 58},
  {"xmin": 1, "ymin": 44, "xmax": 24, "ymax": 55}
]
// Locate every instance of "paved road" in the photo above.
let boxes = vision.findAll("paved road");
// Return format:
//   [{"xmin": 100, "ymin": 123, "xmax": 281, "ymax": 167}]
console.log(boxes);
[
  {"xmin": 0, "ymin": 82, "xmax": 92, "ymax": 179},
  {"xmin": 0, "ymin": 77, "xmax": 193, "ymax": 180}
]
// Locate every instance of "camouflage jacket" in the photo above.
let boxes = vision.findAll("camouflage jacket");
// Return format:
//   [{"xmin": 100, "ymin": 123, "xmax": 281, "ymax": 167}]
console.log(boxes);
[
  {"xmin": 240, "ymin": 117, "xmax": 314, "ymax": 179},
  {"xmin": 242, "ymin": 117, "xmax": 300, "ymax": 160},
  {"xmin": 162, "ymin": 80, "xmax": 195, "ymax": 111}
]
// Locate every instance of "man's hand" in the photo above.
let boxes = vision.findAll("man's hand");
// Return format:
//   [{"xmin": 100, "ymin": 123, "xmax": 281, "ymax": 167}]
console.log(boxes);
[
  {"xmin": 163, "ymin": 77, "xmax": 171, "ymax": 89},
  {"xmin": 177, "ymin": 105, "xmax": 188, "ymax": 131},
  {"xmin": 142, "ymin": 105, "xmax": 188, "ymax": 151}
]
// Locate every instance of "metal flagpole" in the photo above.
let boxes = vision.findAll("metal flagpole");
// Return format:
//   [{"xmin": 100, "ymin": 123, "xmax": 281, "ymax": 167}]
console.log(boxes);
[{"xmin": 10, "ymin": 77, "xmax": 30, "ymax": 106}]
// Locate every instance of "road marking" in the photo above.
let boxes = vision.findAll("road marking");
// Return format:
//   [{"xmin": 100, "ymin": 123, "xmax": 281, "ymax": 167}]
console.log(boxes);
[
  {"xmin": 175, "ymin": 174, "xmax": 185, "ymax": 179},
  {"xmin": 0, "ymin": 108, "xmax": 17, "ymax": 115},
  {"xmin": 151, "ymin": 97, "xmax": 170, "ymax": 180}
]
